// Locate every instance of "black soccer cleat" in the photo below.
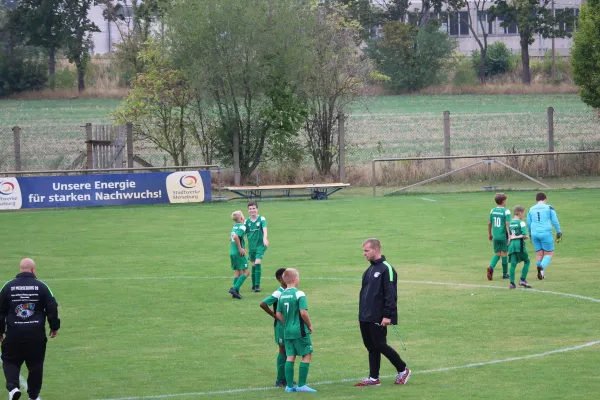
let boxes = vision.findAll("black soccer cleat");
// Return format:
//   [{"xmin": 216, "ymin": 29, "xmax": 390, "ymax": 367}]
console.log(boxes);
[
  {"xmin": 255, "ymin": 286, "xmax": 261, "ymax": 293},
  {"xmin": 502, "ymin": 274, "xmax": 510, "ymax": 279},
  {"xmin": 229, "ymin": 288, "xmax": 242, "ymax": 299},
  {"xmin": 537, "ymin": 266, "xmax": 545, "ymax": 280}
]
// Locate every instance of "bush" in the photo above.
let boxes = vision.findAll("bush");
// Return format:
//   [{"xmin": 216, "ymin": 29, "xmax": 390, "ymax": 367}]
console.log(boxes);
[
  {"xmin": 53, "ymin": 67, "xmax": 77, "ymax": 89},
  {"xmin": 0, "ymin": 51, "xmax": 47, "ymax": 96},
  {"xmin": 453, "ymin": 57, "xmax": 478, "ymax": 86},
  {"xmin": 471, "ymin": 42, "xmax": 511, "ymax": 78}
]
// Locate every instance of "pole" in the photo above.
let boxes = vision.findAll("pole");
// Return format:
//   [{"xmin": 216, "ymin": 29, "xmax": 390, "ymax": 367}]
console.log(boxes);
[
  {"xmin": 12, "ymin": 126, "xmax": 22, "ymax": 173},
  {"xmin": 547, "ymin": 107, "xmax": 555, "ymax": 176},
  {"xmin": 551, "ymin": 0, "xmax": 556, "ymax": 81},
  {"xmin": 233, "ymin": 130, "xmax": 241, "ymax": 186},
  {"xmin": 443, "ymin": 111, "xmax": 451, "ymax": 172},
  {"xmin": 338, "ymin": 113, "xmax": 345, "ymax": 183}
]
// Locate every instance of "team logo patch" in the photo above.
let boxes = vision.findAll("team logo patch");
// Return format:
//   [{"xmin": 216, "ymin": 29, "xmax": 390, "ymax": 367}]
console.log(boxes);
[
  {"xmin": 256, "ymin": 222, "xmax": 260, "ymax": 226},
  {"xmin": 179, "ymin": 175, "xmax": 198, "ymax": 189},
  {"xmin": 0, "ymin": 181, "xmax": 15, "ymax": 196},
  {"xmin": 15, "ymin": 303, "xmax": 35, "ymax": 319},
  {"xmin": 374, "ymin": 272, "xmax": 381, "ymax": 278}
]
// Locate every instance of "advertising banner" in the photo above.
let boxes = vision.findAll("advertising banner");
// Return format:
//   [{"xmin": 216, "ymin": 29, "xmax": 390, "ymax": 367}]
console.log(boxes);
[{"xmin": 0, "ymin": 171, "xmax": 211, "ymax": 210}]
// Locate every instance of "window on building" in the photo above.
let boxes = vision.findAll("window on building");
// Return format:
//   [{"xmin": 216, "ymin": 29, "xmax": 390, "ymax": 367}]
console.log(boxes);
[
  {"xmin": 429, "ymin": 11, "xmax": 449, "ymax": 34},
  {"xmin": 449, "ymin": 11, "xmax": 469, "ymax": 36},
  {"xmin": 498, "ymin": 15, "xmax": 517, "ymax": 35},
  {"xmin": 476, "ymin": 11, "xmax": 496, "ymax": 35}
]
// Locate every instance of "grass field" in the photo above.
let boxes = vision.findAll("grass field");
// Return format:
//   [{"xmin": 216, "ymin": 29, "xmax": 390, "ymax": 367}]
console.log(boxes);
[{"xmin": 1, "ymin": 190, "xmax": 599, "ymax": 399}]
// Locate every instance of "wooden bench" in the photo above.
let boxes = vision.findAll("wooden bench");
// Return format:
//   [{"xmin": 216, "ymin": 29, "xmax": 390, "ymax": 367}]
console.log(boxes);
[{"xmin": 224, "ymin": 183, "xmax": 350, "ymax": 200}]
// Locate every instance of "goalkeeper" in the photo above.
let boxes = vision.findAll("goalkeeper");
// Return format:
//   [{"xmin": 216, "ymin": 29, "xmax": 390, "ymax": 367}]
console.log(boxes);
[{"xmin": 527, "ymin": 192, "xmax": 562, "ymax": 280}]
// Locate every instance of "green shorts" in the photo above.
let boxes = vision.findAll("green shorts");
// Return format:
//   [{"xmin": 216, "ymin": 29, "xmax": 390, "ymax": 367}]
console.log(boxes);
[
  {"xmin": 274, "ymin": 323, "xmax": 285, "ymax": 346},
  {"xmin": 509, "ymin": 252, "xmax": 530, "ymax": 264},
  {"xmin": 230, "ymin": 254, "xmax": 248, "ymax": 270},
  {"xmin": 493, "ymin": 239, "xmax": 508, "ymax": 253},
  {"xmin": 284, "ymin": 336, "xmax": 313, "ymax": 357},
  {"xmin": 249, "ymin": 246, "xmax": 267, "ymax": 262}
]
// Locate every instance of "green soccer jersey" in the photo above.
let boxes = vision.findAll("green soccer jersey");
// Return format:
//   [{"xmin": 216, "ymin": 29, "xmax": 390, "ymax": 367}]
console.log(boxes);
[
  {"xmin": 245, "ymin": 215, "xmax": 267, "ymax": 250},
  {"xmin": 276, "ymin": 287, "xmax": 309, "ymax": 339},
  {"xmin": 263, "ymin": 286, "xmax": 285, "ymax": 327},
  {"xmin": 508, "ymin": 218, "xmax": 528, "ymax": 254},
  {"xmin": 489, "ymin": 207, "xmax": 511, "ymax": 240},
  {"xmin": 229, "ymin": 223, "xmax": 247, "ymax": 256}
]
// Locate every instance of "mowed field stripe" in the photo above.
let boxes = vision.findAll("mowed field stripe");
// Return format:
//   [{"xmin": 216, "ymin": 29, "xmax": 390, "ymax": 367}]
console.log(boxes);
[
  {"xmin": 94, "ymin": 340, "xmax": 600, "ymax": 400},
  {"xmin": 44, "ymin": 275, "xmax": 600, "ymax": 303}
]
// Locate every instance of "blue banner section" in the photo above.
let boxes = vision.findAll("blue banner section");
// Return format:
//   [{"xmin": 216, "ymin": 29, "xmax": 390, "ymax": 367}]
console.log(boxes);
[{"xmin": 0, "ymin": 171, "xmax": 211, "ymax": 210}]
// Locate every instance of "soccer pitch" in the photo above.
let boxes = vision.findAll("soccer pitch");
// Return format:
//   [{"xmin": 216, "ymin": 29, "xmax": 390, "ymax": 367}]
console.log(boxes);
[{"xmin": 2, "ymin": 190, "xmax": 599, "ymax": 399}]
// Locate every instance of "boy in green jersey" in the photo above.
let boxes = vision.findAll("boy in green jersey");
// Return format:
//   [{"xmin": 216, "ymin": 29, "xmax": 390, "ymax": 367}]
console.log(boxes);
[
  {"xmin": 487, "ymin": 193, "xmax": 511, "ymax": 280},
  {"xmin": 276, "ymin": 268, "xmax": 316, "ymax": 393},
  {"xmin": 259, "ymin": 268, "xmax": 288, "ymax": 388},
  {"xmin": 508, "ymin": 206, "xmax": 532, "ymax": 289},
  {"xmin": 228, "ymin": 210, "xmax": 248, "ymax": 299},
  {"xmin": 245, "ymin": 201, "xmax": 269, "ymax": 293}
]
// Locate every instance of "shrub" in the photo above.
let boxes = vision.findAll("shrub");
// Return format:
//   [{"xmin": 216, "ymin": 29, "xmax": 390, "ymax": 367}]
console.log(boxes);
[
  {"xmin": 471, "ymin": 42, "xmax": 511, "ymax": 78},
  {"xmin": 0, "ymin": 51, "xmax": 47, "ymax": 96}
]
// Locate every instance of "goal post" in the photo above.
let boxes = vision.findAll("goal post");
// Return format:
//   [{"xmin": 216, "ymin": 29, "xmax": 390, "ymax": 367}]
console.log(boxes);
[{"xmin": 371, "ymin": 150, "xmax": 600, "ymax": 196}]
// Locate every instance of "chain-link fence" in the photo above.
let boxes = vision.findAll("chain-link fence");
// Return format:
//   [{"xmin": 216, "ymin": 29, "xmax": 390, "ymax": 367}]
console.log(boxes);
[{"xmin": 345, "ymin": 108, "xmax": 600, "ymax": 163}]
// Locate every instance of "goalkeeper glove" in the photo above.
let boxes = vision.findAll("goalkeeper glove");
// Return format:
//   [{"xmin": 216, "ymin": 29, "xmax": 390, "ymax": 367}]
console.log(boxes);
[{"xmin": 556, "ymin": 232, "xmax": 563, "ymax": 243}]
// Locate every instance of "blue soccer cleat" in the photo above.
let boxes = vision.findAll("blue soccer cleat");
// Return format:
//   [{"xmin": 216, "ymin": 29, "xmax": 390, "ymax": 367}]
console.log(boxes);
[
  {"xmin": 285, "ymin": 387, "xmax": 296, "ymax": 393},
  {"xmin": 296, "ymin": 385, "xmax": 317, "ymax": 392}
]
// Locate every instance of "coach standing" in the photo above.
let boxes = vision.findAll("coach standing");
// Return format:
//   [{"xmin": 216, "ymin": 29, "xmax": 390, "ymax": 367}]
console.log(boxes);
[
  {"xmin": 354, "ymin": 239, "xmax": 411, "ymax": 387},
  {"xmin": 0, "ymin": 258, "xmax": 60, "ymax": 400}
]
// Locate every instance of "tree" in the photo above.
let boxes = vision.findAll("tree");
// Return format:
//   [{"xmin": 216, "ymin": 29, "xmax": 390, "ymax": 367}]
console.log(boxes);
[
  {"xmin": 489, "ymin": 0, "xmax": 576, "ymax": 85},
  {"xmin": 11, "ymin": 0, "xmax": 65, "ymax": 82},
  {"xmin": 367, "ymin": 19, "xmax": 455, "ymax": 92},
  {"xmin": 168, "ymin": 0, "xmax": 313, "ymax": 183},
  {"xmin": 302, "ymin": 3, "xmax": 371, "ymax": 176},
  {"xmin": 62, "ymin": 0, "xmax": 99, "ymax": 92},
  {"xmin": 112, "ymin": 41, "xmax": 193, "ymax": 166},
  {"xmin": 571, "ymin": 0, "xmax": 600, "ymax": 109}
]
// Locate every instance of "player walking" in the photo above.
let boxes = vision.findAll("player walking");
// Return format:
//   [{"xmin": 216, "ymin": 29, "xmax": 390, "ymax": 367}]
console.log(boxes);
[
  {"xmin": 487, "ymin": 193, "xmax": 511, "ymax": 280},
  {"xmin": 527, "ymin": 192, "xmax": 562, "ymax": 280},
  {"xmin": 245, "ymin": 202, "xmax": 268, "ymax": 292}
]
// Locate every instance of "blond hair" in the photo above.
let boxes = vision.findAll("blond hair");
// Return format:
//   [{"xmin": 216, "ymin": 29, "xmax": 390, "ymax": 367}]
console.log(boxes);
[
  {"xmin": 231, "ymin": 210, "xmax": 243, "ymax": 222},
  {"xmin": 282, "ymin": 268, "xmax": 299, "ymax": 285},
  {"xmin": 362, "ymin": 238, "xmax": 381, "ymax": 250}
]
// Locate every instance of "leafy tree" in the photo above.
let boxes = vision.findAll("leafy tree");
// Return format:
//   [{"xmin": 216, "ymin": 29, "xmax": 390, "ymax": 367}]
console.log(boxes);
[
  {"xmin": 168, "ymin": 0, "xmax": 313, "ymax": 183},
  {"xmin": 471, "ymin": 41, "xmax": 510, "ymax": 78},
  {"xmin": 112, "ymin": 41, "xmax": 193, "ymax": 166},
  {"xmin": 302, "ymin": 3, "xmax": 371, "ymax": 176},
  {"xmin": 367, "ymin": 19, "xmax": 455, "ymax": 92},
  {"xmin": 489, "ymin": 0, "xmax": 576, "ymax": 85},
  {"xmin": 10, "ymin": 0, "xmax": 65, "ymax": 82},
  {"xmin": 62, "ymin": 0, "xmax": 99, "ymax": 92},
  {"xmin": 571, "ymin": 0, "xmax": 600, "ymax": 109}
]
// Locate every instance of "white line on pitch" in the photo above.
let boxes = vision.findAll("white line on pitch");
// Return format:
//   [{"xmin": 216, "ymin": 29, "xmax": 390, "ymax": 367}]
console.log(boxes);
[
  {"xmin": 43, "ymin": 276, "xmax": 600, "ymax": 303},
  {"xmin": 420, "ymin": 198, "xmax": 437, "ymax": 202},
  {"xmin": 94, "ymin": 340, "xmax": 600, "ymax": 400}
]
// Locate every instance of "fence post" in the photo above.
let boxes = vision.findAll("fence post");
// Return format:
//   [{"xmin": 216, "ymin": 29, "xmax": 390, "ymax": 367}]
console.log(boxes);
[
  {"xmin": 126, "ymin": 122, "xmax": 134, "ymax": 168},
  {"xmin": 233, "ymin": 130, "xmax": 241, "ymax": 186},
  {"xmin": 338, "ymin": 113, "xmax": 345, "ymax": 183},
  {"xmin": 86, "ymin": 123, "xmax": 93, "ymax": 170},
  {"xmin": 547, "ymin": 107, "xmax": 555, "ymax": 176},
  {"xmin": 443, "ymin": 111, "xmax": 451, "ymax": 172},
  {"xmin": 12, "ymin": 126, "xmax": 22, "ymax": 173}
]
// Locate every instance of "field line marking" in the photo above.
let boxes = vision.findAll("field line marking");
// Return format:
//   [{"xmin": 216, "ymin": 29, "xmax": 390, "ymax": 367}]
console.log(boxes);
[
  {"xmin": 44, "ymin": 276, "xmax": 600, "ymax": 303},
  {"xmin": 420, "ymin": 197, "xmax": 437, "ymax": 202},
  {"xmin": 94, "ymin": 340, "xmax": 600, "ymax": 400}
]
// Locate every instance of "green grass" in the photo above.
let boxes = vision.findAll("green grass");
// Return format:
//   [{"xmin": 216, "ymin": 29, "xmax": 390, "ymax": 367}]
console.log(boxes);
[{"xmin": 1, "ymin": 190, "xmax": 599, "ymax": 399}]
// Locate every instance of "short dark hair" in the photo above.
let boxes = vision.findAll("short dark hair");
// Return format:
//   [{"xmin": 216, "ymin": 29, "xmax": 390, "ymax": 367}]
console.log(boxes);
[
  {"xmin": 536, "ymin": 192, "xmax": 547, "ymax": 202},
  {"xmin": 514, "ymin": 205, "xmax": 525, "ymax": 215},
  {"xmin": 248, "ymin": 201, "xmax": 258, "ymax": 208},
  {"xmin": 275, "ymin": 268, "xmax": 286, "ymax": 280},
  {"xmin": 494, "ymin": 193, "xmax": 507, "ymax": 205}
]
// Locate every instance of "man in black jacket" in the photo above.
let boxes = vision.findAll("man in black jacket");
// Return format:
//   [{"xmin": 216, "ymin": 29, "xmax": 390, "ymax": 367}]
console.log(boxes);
[
  {"xmin": 0, "ymin": 258, "xmax": 60, "ymax": 400},
  {"xmin": 355, "ymin": 238, "xmax": 411, "ymax": 387}
]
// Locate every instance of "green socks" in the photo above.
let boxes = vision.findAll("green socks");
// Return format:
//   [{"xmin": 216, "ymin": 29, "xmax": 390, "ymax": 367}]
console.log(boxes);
[
  {"xmin": 277, "ymin": 353, "xmax": 286, "ymax": 382},
  {"xmin": 255, "ymin": 264, "xmax": 262, "ymax": 287},
  {"xmin": 298, "ymin": 362, "xmax": 310, "ymax": 387},
  {"xmin": 501, "ymin": 256, "xmax": 508, "ymax": 275},
  {"xmin": 233, "ymin": 274, "xmax": 247, "ymax": 291},
  {"xmin": 490, "ymin": 255, "xmax": 500, "ymax": 268},
  {"xmin": 285, "ymin": 361, "xmax": 295, "ymax": 389},
  {"xmin": 521, "ymin": 259, "xmax": 530, "ymax": 281},
  {"xmin": 509, "ymin": 262, "xmax": 517, "ymax": 283}
]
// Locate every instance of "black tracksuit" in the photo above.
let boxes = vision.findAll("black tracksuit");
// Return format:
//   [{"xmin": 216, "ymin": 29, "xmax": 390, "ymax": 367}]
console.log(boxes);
[
  {"xmin": 358, "ymin": 256, "xmax": 406, "ymax": 379},
  {"xmin": 0, "ymin": 272, "xmax": 60, "ymax": 399}
]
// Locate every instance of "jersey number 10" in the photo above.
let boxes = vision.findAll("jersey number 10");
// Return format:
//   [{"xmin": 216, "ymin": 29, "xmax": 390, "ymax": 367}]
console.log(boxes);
[{"xmin": 493, "ymin": 217, "xmax": 502, "ymax": 227}]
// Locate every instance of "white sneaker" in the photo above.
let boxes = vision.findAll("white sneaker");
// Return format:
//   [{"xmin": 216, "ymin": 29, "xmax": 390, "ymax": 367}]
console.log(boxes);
[{"xmin": 8, "ymin": 387, "xmax": 21, "ymax": 400}]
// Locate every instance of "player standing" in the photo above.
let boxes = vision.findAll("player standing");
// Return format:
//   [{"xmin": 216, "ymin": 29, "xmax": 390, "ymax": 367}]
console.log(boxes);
[
  {"xmin": 259, "ymin": 268, "xmax": 288, "ymax": 388},
  {"xmin": 487, "ymin": 193, "xmax": 511, "ymax": 281},
  {"xmin": 276, "ymin": 269, "xmax": 316, "ymax": 393},
  {"xmin": 508, "ymin": 206, "xmax": 532, "ymax": 289},
  {"xmin": 229, "ymin": 211, "xmax": 249, "ymax": 299},
  {"xmin": 527, "ymin": 192, "xmax": 562, "ymax": 280},
  {"xmin": 246, "ymin": 202, "xmax": 269, "ymax": 293}
]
